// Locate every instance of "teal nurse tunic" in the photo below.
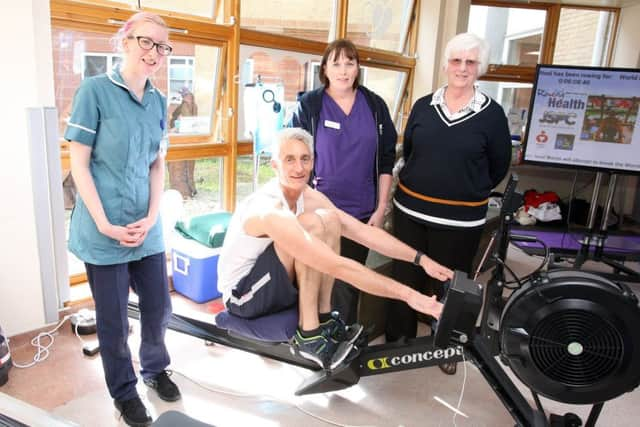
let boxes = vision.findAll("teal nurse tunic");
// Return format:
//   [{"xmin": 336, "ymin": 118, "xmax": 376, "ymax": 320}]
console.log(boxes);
[{"xmin": 64, "ymin": 69, "xmax": 169, "ymax": 265}]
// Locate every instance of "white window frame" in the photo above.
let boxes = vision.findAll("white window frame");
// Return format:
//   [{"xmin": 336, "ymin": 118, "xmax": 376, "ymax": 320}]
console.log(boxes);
[
  {"xmin": 81, "ymin": 52, "xmax": 122, "ymax": 79},
  {"xmin": 168, "ymin": 55, "xmax": 196, "ymax": 104},
  {"xmin": 495, "ymin": 81, "xmax": 532, "ymax": 107}
]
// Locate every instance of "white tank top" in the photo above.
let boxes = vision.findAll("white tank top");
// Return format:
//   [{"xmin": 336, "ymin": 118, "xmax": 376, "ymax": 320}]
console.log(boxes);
[{"xmin": 217, "ymin": 179, "xmax": 305, "ymax": 303}]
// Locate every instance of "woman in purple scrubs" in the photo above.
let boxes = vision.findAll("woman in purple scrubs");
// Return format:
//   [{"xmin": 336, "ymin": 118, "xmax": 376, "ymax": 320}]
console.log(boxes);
[{"xmin": 289, "ymin": 39, "xmax": 397, "ymax": 326}]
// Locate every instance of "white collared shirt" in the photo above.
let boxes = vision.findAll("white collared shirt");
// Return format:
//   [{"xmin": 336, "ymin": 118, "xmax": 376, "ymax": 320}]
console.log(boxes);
[{"xmin": 430, "ymin": 85, "xmax": 486, "ymax": 120}]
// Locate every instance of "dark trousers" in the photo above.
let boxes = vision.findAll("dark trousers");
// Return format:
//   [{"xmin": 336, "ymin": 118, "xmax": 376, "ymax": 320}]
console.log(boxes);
[
  {"xmin": 331, "ymin": 235, "xmax": 369, "ymax": 325},
  {"xmin": 85, "ymin": 252, "xmax": 172, "ymax": 402},
  {"xmin": 385, "ymin": 208, "xmax": 483, "ymax": 342}
]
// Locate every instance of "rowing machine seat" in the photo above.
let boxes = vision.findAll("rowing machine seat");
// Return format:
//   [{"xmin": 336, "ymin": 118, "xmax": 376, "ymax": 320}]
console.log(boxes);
[{"xmin": 214, "ymin": 306, "xmax": 298, "ymax": 343}]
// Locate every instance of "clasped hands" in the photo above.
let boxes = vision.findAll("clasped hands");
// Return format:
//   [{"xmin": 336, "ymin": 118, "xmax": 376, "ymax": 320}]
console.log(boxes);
[{"xmin": 100, "ymin": 217, "xmax": 155, "ymax": 247}]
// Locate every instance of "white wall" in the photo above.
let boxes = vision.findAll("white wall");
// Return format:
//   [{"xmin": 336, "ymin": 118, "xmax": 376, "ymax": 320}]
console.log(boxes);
[
  {"xmin": 612, "ymin": 5, "xmax": 640, "ymax": 220},
  {"xmin": 612, "ymin": 3, "xmax": 640, "ymax": 68},
  {"xmin": 607, "ymin": 3, "xmax": 640, "ymax": 215},
  {"xmin": 613, "ymin": 3, "xmax": 640, "ymax": 219},
  {"xmin": 412, "ymin": 0, "xmax": 471, "ymax": 99},
  {"xmin": 412, "ymin": 0, "xmax": 444, "ymax": 100},
  {"xmin": 0, "ymin": 0, "xmax": 56, "ymax": 336}
]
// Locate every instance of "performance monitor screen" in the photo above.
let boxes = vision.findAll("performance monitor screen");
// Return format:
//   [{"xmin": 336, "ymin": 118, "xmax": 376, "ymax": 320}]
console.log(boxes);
[{"xmin": 523, "ymin": 65, "xmax": 640, "ymax": 175}]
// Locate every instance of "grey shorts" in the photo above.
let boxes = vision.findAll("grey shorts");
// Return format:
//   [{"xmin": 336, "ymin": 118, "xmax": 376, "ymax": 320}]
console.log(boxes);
[{"xmin": 225, "ymin": 243, "xmax": 298, "ymax": 319}]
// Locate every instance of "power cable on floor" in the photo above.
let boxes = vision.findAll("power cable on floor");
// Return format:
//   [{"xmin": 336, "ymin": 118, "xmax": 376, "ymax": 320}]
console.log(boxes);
[
  {"xmin": 453, "ymin": 352, "xmax": 469, "ymax": 427},
  {"xmin": 8, "ymin": 312, "xmax": 94, "ymax": 369},
  {"xmin": 8, "ymin": 315, "xmax": 72, "ymax": 368},
  {"xmin": 433, "ymin": 351, "xmax": 469, "ymax": 427}
]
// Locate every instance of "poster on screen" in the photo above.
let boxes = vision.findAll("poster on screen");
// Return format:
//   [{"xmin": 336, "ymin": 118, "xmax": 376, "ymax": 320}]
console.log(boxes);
[{"xmin": 523, "ymin": 65, "xmax": 640, "ymax": 174}]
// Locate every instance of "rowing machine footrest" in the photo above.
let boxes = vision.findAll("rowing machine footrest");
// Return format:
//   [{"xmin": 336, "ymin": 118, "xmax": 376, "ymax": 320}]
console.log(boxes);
[{"xmin": 295, "ymin": 350, "xmax": 362, "ymax": 396}]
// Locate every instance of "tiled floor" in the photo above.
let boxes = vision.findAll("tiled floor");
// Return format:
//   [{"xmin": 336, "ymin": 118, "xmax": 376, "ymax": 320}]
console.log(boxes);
[{"xmin": 2, "ymin": 246, "xmax": 640, "ymax": 426}]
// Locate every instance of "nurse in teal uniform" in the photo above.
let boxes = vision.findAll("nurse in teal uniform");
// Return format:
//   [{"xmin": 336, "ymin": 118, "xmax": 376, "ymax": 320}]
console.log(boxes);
[{"xmin": 65, "ymin": 12, "xmax": 179, "ymax": 427}]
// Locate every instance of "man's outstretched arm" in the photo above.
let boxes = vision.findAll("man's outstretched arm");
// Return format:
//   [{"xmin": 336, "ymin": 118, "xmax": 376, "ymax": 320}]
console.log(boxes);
[
  {"xmin": 337, "ymin": 209, "xmax": 453, "ymax": 282},
  {"xmin": 244, "ymin": 209, "xmax": 443, "ymax": 318}
]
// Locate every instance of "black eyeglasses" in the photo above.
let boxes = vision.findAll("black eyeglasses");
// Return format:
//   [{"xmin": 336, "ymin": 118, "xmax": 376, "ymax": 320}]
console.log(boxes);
[{"xmin": 129, "ymin": 36, "xmax": 173, "ymax": 56}]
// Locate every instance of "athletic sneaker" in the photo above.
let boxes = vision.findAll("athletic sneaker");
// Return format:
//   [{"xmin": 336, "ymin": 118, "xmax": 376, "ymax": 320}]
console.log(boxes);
[
  {"xmin": 320, "ymin": 311, "xmax": 364, "ymax": 346},
  {"xmin": 290, "ymin": 327, "xmax": 354, "ymax": 370}
]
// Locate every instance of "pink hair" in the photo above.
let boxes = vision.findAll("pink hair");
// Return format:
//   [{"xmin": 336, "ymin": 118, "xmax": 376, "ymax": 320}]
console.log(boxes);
[{"xmin": 110, "ymin": 12, "xmax": 168, "ymax": 52}]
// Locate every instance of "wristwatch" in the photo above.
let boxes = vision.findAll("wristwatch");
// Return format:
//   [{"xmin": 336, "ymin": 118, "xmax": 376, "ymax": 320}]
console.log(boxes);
[{"xmin": 413, "ymin": 250, "xmax": 424, "ymax": 266}]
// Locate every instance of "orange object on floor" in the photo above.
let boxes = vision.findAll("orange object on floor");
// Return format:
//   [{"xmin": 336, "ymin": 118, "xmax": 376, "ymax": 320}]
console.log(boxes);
[{"xmin": 208, "ymin": 299, "xmax": 225, "ymax": 314}]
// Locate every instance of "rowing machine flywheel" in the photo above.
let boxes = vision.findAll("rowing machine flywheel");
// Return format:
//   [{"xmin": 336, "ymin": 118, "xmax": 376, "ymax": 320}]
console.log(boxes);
[{"xmin": 499, "ymin": 269, "xmax": 640, "ymax": 404}]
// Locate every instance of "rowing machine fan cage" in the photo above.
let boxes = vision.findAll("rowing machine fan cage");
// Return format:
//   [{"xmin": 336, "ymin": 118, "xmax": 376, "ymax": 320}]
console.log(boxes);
[{"xmin": 499, "ymin": 269, "xmax": 640, "ymax": 404}]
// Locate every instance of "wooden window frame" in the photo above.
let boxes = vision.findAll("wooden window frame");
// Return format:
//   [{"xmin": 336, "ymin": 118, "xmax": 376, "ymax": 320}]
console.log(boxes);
[{"xmin": 472, "ymin": 1, "xmax": 620, "ymax": 85}]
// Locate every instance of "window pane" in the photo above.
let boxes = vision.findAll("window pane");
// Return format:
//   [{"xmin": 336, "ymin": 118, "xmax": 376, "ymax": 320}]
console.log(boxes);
[
  {"xmin": 235, "ymin": 155, "xmax": 276, "ymax": 206},
  {"xmin": 554, "ymin": 8, "xmax": 616, "ymax": 66},
  {"xmin": 468, "ymin": 6, "xmax": 546, "ymax": 66},
  {"xmin": 237, "ymin": 45, "xmax": 405, "ymax": 141},
  {"xmin": 238, "ymin": 45, "xmax": 321, "ymax": 143},
  {"xmin": 360, "ymin": 66, "xmax": 406, "ymax": 128},
  {"xmin": 346, "ymin": 0, "xmax": 414, "ymax": 52},
  {"xmin": 477, "ymin": 81, "xmax": 532, "ymax": 137},
  {"xmin": 71, "ymin": 0, "xmax": 218, "ymax": 20},
  {"xmin": 165, "ymin": 157, "xmax": 223, "ymax": 214},
  {"xmin": 167, "ymin": 44, "xmax": 221, "ymax": 137},
  {"xmin": 169, "ymin": 67, "xmax": 193, "ymax": 81},
  {"xmin": 240, "ymin": 0, "xmax": 334, "ymax": 42},
  {"xmin": 53, "ymin": 28, "xmax": 113, "ymax": 140},
  {"xmin": 51, "ymin": 28, "xmax": 220, "ymax": 140},
  {"xmin": 142, "ymin": 0, "xmax": 216, "ymax": 19}
]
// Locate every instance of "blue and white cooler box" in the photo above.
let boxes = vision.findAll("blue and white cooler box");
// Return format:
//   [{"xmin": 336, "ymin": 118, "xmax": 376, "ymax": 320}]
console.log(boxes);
[{"xmin": 171, "ymin": 235, "xmax": 221, "ymax": 303}]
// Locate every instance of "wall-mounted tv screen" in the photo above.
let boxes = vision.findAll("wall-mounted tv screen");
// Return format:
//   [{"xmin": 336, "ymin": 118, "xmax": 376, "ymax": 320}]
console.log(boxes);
[{"xmin": 522, "ymin": 64, "xmax": 640, "ymax": 175}]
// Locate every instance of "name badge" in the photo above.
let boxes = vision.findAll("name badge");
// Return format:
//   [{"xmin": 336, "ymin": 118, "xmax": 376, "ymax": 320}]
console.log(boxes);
[{"xmin": 324, "ymin": 120, "xmax": 341, "ymax": 130}]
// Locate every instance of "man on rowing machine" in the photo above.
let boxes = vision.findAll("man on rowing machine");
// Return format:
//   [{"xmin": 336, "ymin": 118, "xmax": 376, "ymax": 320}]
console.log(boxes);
[{"xmin": 218, "ymin": 128, "xmax": 453, "ymax": 370}]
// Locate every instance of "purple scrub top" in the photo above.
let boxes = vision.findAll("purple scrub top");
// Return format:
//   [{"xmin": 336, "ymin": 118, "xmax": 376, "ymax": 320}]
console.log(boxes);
[{"xmin": 315, "ymin": 89, "xmax": 377, "ymax": 219}]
